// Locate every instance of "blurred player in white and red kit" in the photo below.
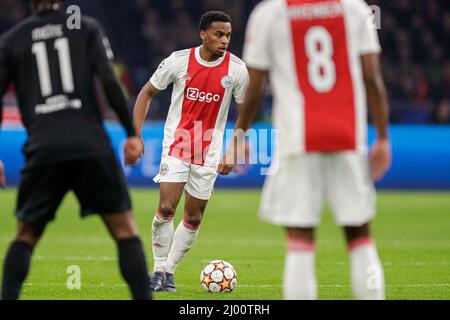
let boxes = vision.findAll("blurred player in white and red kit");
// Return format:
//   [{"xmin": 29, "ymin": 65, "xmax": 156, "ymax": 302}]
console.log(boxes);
[
  {"xmin": 128, "ymin": 11, "xmax": 249, "ymax": 292},
  {"xmin": 225, "ymin": 0, "xmax": 391, "ymax": 299}
]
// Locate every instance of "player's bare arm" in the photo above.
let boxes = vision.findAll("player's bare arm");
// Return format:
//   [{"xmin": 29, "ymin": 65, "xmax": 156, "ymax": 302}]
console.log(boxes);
[
  {"xmin": 127, "ymin": 81, "xmax": 160, "ymax": 165},
  {"xmin": 234, "ymin": 68, "xmax": 267, "ymax": 132},
  {"xmin": 217, "ymin": 102, "xmax": 247, "ymax": 176},
  {"xmin": 219, "ymin": 68, "xmax": 267, "ymax": 175},
  {"xmin": 361, "ymin": 53, "xmax": 391, "ymax": 181}
]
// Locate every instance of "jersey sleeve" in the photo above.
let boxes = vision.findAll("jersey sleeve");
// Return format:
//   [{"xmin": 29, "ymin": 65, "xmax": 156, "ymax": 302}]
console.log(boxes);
[
  {"xmin": 0, "ymin": 35, "xmax": 12, "ymax": 126},
  {"xmin": 88, "ymin": 19, "xmax": 136, "ymax": 137},
  {"xmin": 355, "ymin": 0, "xmax": 381, "ymax": 55},
  {"xmin": 243, "ymin": 3, "xmax": 273, "ymax": 71},
  {"xmin": 149, "ymin": 54, "xmax": 177, "ymax": 91},
  {"xmin": 88, "ymin": 19, "xmax": 114, "ymax": 67},
  {"xmin": 233, "ymin": 64, "xmax": 250, "ymax": 104}
]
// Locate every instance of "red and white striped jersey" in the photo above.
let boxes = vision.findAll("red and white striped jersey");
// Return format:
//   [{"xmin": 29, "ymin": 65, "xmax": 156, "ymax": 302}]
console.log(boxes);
[
  {"xmin": 150, "ymin": 46, "xmax": 249, "ymax": 166},
  {"xmin": 243, "ymin": 0, "xmax": 381, "ymax": 156}
]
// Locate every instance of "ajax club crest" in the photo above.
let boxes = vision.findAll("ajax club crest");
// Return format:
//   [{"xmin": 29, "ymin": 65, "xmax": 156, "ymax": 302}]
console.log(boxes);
[
  {"xmin": 160, "ymin": 163, "xmax": 169, "ymax": 176},
  {"xmin": 221, "ymin": 76, "xmax": 233, "ymax": 89}
]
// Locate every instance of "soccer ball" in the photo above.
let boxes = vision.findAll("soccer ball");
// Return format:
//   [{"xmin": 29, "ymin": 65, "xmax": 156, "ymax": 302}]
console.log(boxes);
[{"xmin": 200, "ymin": 260, "xmax": 237, "ymax": 293}]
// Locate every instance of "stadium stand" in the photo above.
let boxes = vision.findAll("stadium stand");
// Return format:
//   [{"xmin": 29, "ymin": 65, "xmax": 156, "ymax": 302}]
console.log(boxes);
[{"xmin": 0, "ymin": 0, "xmax": 449, "ymax": 124}]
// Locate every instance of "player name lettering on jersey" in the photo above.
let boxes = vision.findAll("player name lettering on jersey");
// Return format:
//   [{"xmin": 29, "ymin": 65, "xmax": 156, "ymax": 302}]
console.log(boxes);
[
  {"xmin": 244, "ymin": 0, "xmax": 382, "ymax": 155},
  {"xmin": 288, "ymin": 1, "xmax": 343, "ymax": 21},
  {"xmin": 186, "ymin": 88, "xmax": 221, "ymax": 103},
  {"xmin": 35, "ymin": 94, "xmax": 82, "ymax": 115},
  {"xmin": 32, "ymin": 24, "xmax": 64, "ymax": 41}
]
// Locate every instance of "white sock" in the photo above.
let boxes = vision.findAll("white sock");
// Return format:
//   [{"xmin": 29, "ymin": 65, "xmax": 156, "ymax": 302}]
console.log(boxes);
[
  {"xmin": 165, "ymin": 220, "xmax": 200, "ymax": 274},
  {"xmin": 152, "ymin": 211, "xmax": 174, "ymax": 272},
  {"xmin": 349, "ymin": 237, "xmax": 385, "ymax": 300},
  {"xmin": 283, "ymin": 238, "xmax": 317, "ymax": 300}
]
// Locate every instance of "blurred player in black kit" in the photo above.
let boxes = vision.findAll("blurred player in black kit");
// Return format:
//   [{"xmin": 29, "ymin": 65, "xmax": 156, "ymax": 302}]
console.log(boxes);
[{"xmin": 0, "ymin": 0, "xmax": 151, "ymax": 300}]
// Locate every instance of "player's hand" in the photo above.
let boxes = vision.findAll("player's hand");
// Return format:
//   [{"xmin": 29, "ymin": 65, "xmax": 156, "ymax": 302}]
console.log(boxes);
[
  {"xmin": 369, "ymin": 138, "xmax": 392, "ymax": 181},
  {"xmin": 217, "ymin": 153, "xmax": 242, "ymax": 176},
  {"xmin": 0, "ymin": 160, "xmax": 6, "ymax": 188},
  {"xmin": 217, "ymin": 162, "xmax": 235, "ymax": 176},
  {"xmin": 124, "ymin": 136, "xmax": 144, "ymax": 165}
]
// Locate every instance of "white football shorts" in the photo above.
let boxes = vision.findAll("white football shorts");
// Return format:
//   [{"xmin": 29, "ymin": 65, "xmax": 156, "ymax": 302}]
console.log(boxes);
[
  {"xmin": 153, "ymin": 155, "xmax": 218, "ymax": 200},
  {"xmin": 259, "ymin": 152, "xmax": 376, "ymax": 227}
]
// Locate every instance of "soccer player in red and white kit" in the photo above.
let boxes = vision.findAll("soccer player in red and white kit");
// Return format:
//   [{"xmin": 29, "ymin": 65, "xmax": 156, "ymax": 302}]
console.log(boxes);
[
  {"xmin": 128, "ymin": 11, "xmax": 249, "ymax": 292},
  {"xmin": 225, "ymin": 0, "xmax": 391, "ymax": 299}
]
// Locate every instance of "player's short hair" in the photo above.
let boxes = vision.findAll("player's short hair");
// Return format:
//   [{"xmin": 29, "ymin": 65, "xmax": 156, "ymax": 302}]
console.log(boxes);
[{"xmin": 199, "ymin": 11, "xmax": 232, "ymax": 31}]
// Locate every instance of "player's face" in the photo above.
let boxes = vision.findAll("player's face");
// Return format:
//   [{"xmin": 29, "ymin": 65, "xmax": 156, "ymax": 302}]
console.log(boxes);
[{"xmin": 201, "ymin": 22, "xmax": 232, "ymax": 57}]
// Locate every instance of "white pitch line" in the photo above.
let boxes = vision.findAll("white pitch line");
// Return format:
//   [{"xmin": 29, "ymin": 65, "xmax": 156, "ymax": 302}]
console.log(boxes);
[
  {"xmin": 201, "ymin": 260, "xmax": 450, "ymax": 266},
  {"xmin": 3, "ymin": 238, "xmax": 449, "ymax": 247},
  {"xmin": 21, "ymin": 283, "xmax": 450, "ymax": 289},
  {"xmin": 31, "ymin": 256, "xmax": 450, "ymax": 268},
  {"xmin": 33, "ymin": 256, "xmax": 117, "ymax": 261},
  {"xmin": 182, "ymin": 284, "xmax": 450, "ymax": 288}
]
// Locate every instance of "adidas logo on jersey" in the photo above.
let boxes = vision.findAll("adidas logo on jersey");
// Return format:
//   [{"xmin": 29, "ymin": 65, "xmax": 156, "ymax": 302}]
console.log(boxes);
[{"xmin": 186, "ymin": 88, "xmax": 221, "ymax": 103}]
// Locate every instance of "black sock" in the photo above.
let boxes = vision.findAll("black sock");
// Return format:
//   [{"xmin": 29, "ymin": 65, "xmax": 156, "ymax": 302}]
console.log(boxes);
[
  {"xmin": 117, "ymin": 237, "xmax": 151, "ymax": 300},
  {"xmin": 1, "ymin": 241, "xmax": 34, "ymax": 300}
]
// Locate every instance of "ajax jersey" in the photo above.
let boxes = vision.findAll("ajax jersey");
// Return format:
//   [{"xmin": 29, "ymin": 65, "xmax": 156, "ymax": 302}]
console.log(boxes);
[
  {"xmin": 244, "ymin": 0, "xmax": 381, "ymax": 156},
  {"xmin": 150, "ymin": 46, "xmax": 249, "ymax": 167}
]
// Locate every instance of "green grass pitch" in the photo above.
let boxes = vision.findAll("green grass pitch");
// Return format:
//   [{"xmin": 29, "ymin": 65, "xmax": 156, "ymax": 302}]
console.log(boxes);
[{"xmin": 0, "ymin": 189, "xmax": 449, "ymax": 300}]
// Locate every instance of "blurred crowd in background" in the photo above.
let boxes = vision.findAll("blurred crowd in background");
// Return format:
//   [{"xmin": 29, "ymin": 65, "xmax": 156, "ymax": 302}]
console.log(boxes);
[{"xmin": 1, "ymin": 0, "xmax": 449, "ymax": 124}]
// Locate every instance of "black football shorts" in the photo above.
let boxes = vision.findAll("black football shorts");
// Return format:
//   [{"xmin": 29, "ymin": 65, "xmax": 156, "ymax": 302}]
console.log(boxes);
[{"xmin": 15, "ymin": 155, "xmax": 132, "ymax": 224}]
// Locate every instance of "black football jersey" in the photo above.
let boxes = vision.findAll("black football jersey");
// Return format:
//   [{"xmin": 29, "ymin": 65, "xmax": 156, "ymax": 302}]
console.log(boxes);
[{"xmin": 0, "ymin": 9, "xmax": 135, "ymax": 168}]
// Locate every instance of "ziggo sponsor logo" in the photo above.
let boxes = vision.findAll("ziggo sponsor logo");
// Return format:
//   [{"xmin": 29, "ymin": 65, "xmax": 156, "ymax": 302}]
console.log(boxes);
[{"xmin": 186, "ymin": 88, "xmax": 221, "ymax": 103}]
